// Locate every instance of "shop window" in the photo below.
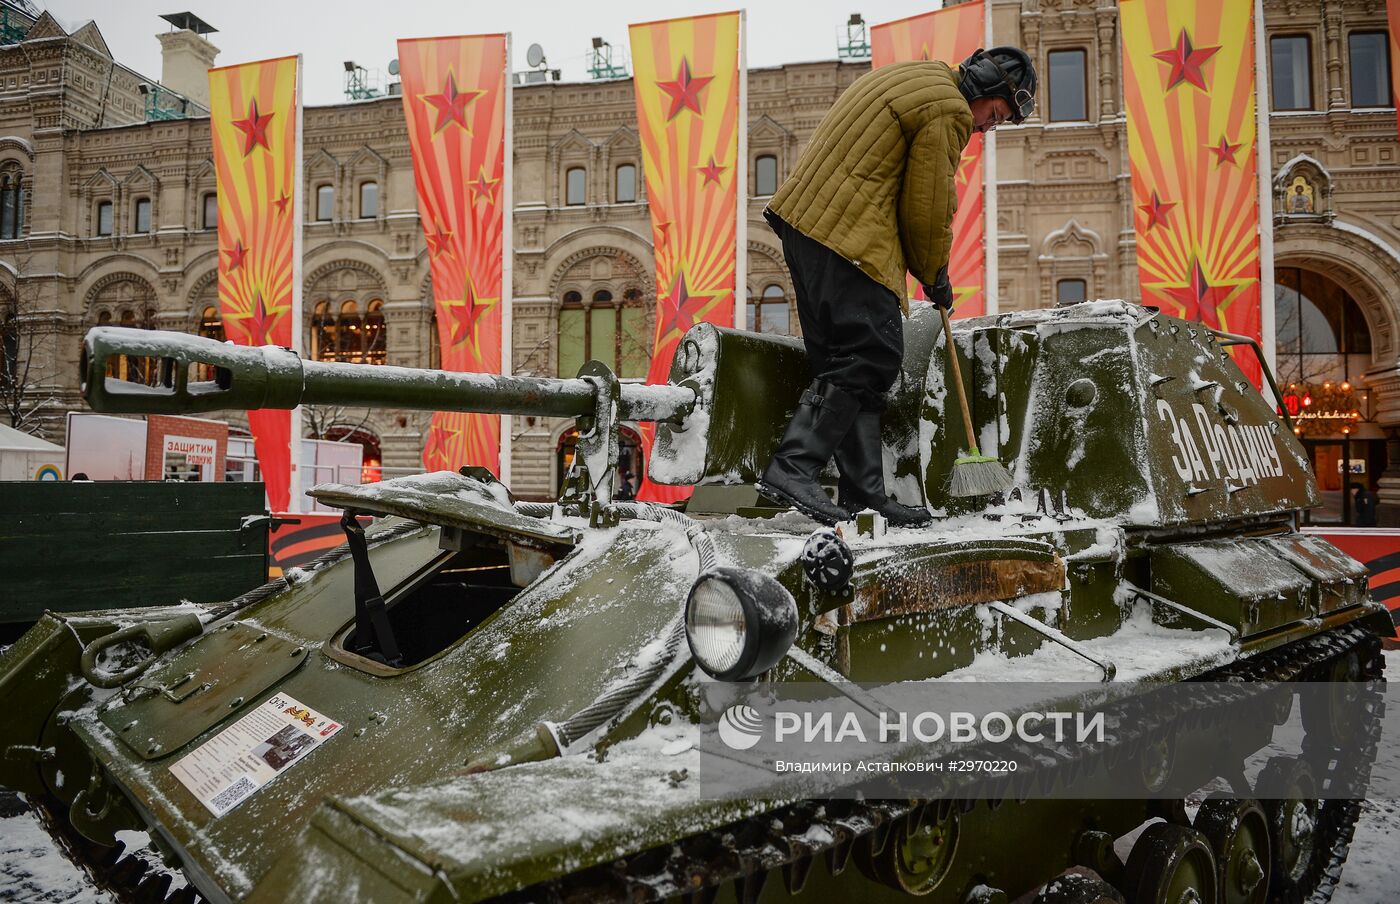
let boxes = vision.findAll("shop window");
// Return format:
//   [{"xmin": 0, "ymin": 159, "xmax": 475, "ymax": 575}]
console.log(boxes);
[
  {"xmin": 1271, "ymin": 35, "xmax": 1313, "ymax": 111},
  {"xmin": 565, "ymin": 167, "xmax": 586, "ymax": 206},
  {"xmin": 359, "ymin": 181, "xmax": 378, "ymax": 218},
  {"xmin": 316, "ymin": 184, "xmax": 334, "ymax": 221},
  {"xmin": 202, "ymin": 192, "xmax": 218, "ymax": 229},
  {"xmin": 1348, "ymin": 31, "xmax": 1392, "ymax": 108},
  {"xmin": 747, "ymin": 283, "xmax": 790, "ymax": 334},
  {"xmin": 133, "ymin": 197, "xmax": 151, "ymax": 233},
  {"xmin": 755, "ymin": 154, "xmax": 778, "ymax": 196},
  {"xmin": 1048, "ymin": 49, "xmax": 1088, "ymax": 122},
  {"xmin": 314, "ymin": 299, "xmax": 387, "ymax": 365},
  {"xmin": 558, "ymin": 287, "xmax": 648, "ymax": 378},
  {"xmin": 0, "ymin": 169, "xmax": 24, "ymax": 239},
  {"xmin": 102, "ymin": 309, "xmax": 159, "ymax": 384},
  {"xmin": 96, "ymin": 201, "xmax": 113, "ymax": 236},
  {"xmin": 1056, "ymin": 279, "xmax": 1087, "ymax": 306},
  {"xmin": 615, "ymin": 164, "xmax": 636, "ymax": 203},
  {"xmin": 195, "ymin": 306, "xmax": 225, "ymax": 380}
]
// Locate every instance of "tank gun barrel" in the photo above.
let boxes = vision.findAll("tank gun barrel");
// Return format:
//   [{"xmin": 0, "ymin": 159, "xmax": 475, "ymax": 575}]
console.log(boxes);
[{"xmin": 80, "ymin": 328, "xmax": 695, "ymax": 423}]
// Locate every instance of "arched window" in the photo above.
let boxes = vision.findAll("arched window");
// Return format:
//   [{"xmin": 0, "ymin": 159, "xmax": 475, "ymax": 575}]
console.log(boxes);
[
  {"xmin": 315, "ymin": 184, "xmax": 334, "ymax": 221},
  {"xmin": 364, "ymin": 299, "xmax": 386, "ymax": 365},
  {"xmin": 195, "ymin": 306, "xmax": 226, "ymax": 381},
  {"xmin": 755, "ymin": 154, "xmax": 778, "ymax": 196},
  {"xmin": 0, "ymin": 167, "xmax": 24, "ymax": 240},
  {"xmin": 133, "ymin": 197, "xmax": 152, "ymax": 233},
  {"xmin": 565, "ymin": 167, "xmax": 586, "ymax": 206},
  {"xmin": 312, "ymin": 298, "xmax": 386, "ymax": 364},
  {"xmin": 747, "ymin": 283, "xmax": 790, "ymax": 335},
  {"xmin": 103, "ymin": 309, "xmax": 158, "ymax": 384},
  {"xmin": 336, "ymin": 300, "xmax": 361, "ymax": 361},
  {"xmin": 202, "ymin": 192, "xmax": 218, "ymax": 229},
  {"xmin": 96, "ymin": 201, "xmax": 114, "ymax": 236},
  {"xmin": 359, "ymin": 181, "xmax": 378, "ymax": 219},
  {"xmin": 558, "ymin": 287, "xmax": 648, "ymax": 378},
  {"xmin": 312, "ymin": 300, "xmax": 336, "ymax": 361},
  {"xmin": 614, "ymin": 164, "xmax": 636, "ymax": 203},
  {"xmin": 1275, "ymin": 267, "xmax": 1372, "ymax": 388}
]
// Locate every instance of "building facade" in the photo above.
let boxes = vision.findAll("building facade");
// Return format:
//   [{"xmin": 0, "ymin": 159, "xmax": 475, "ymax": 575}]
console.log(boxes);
[{"xmin": 1, "ymin": 0, "xmax": 1397, "ymax": 522}]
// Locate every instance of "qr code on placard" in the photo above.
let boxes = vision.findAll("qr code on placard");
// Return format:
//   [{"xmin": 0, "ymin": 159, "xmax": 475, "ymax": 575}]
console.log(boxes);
[{"xmin": 211, "ymin": 776, "xmax": 257, "ymax": 814}]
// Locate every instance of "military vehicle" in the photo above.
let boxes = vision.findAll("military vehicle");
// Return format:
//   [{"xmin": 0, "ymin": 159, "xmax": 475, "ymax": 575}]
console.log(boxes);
[{"xmin": 0, "ymin": 300, "xmax": 1390, "ymax": 904}]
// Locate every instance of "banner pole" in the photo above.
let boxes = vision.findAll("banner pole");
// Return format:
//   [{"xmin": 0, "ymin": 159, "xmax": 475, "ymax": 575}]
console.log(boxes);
[
  {"xmin": 500, "ymin": 34, "xmax": 514, "ymax": 487},
  {"xmin": 289, "ymin": 55, "xmax": 305, "ymax": 512},
  {"xmin": 982, "ymin": 0, "xmax": 998, "ymax": 315},
  {"xmin": 1254, "ymin": 0, "xmax": 1277, "ymax": 386},
  {"xmin": 735, "ymin": 9, "xmax": 748, "ymax": 331}
]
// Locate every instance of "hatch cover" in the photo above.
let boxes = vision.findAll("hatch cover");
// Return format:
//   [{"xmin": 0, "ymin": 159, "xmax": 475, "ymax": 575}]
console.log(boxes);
[{"xmin": 100, "ymin": 622, "xmax": 307, "ymax": 761}]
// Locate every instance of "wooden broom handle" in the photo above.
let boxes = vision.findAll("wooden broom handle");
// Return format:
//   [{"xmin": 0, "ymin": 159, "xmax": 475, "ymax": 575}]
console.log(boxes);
[{"xmin": 939, "ymin": 303, "xmax": 979, "ymax": 451}]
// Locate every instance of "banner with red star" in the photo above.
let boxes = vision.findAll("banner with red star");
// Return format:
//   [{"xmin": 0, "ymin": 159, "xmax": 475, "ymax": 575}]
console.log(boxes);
[
  {"xmin": 629, "ymin": 12, "xmax": 743, "ymax": 502},
  {"xmin": 1122, "ymin": 0, "xmax": 1263, "ymax": 385},
  {"xmin": 871, "ymin": 3, "xmax": 986, "ymax": 319},
  {"xmin": 398, "ymin": 35, "xmax": 508, "ymax": 474},
  {"xmin": 208, "ymin": 56, "xmax": 300, "ymax": 512}
]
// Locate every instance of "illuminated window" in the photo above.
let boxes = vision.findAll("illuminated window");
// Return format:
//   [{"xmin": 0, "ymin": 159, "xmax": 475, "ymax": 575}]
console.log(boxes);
[
  {"xmin": 101, "ymin": 309, "xmax": 158, "ymax": 384},
  {"xmin": 195, "ymin": 306, "xmax": 225, "ymax": 381},
  {"xmin": 565, "ymin": 167, "xmax": 586, "ymax": 206},
  {"xmin": 312, "ymin": 298, "xmax": 385, "ymax": 364}
]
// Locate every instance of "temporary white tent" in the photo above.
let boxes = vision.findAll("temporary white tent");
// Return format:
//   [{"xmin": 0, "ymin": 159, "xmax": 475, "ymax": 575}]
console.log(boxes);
[{"xmin": 0, "ymin": 423, "xmax": 64, "ymax": 480}]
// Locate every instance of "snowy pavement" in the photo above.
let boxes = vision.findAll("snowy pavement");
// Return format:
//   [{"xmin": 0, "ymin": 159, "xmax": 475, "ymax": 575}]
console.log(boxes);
[{"xmin": 2, "ymin": 650, "xmax": 1396, "ymax": 903}]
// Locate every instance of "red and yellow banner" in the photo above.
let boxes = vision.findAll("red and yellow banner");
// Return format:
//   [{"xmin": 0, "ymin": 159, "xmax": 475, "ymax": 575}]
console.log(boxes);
[
  {"xmin": 1122, "ymin": 0, "xmax": 1263, "ymax": 385},
  {"xmin": 208, "ymin": 56, "xmax": 300, "ymax": 512},
  {"xmin": 629, "ymin": 11, "xmax": 742, "ymax": 502},
  {"xmin": 398, "ymin": 34, "xmax": 508, "ymax": 473},
  {"xmin": 872, "ymin": 3, "xmax": 986, "ymax": 318}
]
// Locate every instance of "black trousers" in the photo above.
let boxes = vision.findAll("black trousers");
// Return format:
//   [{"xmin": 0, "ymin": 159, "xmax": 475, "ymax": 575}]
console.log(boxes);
[{"xmin": 767, "ymin": 212, "xmax": 903, "ymax": 412}]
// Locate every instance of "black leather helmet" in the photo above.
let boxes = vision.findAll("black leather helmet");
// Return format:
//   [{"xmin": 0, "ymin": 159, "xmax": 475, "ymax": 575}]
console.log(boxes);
[{"xmin": 958, "ymin": 46, "xmax": 1037, "ymax": 124}]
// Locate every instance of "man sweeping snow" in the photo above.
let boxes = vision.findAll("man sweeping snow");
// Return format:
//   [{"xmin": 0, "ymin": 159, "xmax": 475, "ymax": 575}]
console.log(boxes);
[{"xmin": 758, "ymin": 46, "xmax": 1037, "ymax": 527}]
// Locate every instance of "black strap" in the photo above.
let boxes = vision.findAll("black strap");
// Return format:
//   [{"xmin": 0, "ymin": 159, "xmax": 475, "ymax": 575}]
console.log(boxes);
[{"xmin": 341, "ymin": 512, "xmax": 402, "ymax": 666}]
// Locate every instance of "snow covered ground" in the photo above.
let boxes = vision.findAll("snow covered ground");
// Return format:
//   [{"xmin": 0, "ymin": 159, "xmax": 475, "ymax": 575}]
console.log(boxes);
[{"xmin": 2, "ymin": 650, "xmax": 1396, "ymax": 902}]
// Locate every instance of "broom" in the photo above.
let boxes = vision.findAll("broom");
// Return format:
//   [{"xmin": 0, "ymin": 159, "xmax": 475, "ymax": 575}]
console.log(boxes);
[{"xmin": 938, "ymin": 303, "xmax": 1014, "ymax": 498}]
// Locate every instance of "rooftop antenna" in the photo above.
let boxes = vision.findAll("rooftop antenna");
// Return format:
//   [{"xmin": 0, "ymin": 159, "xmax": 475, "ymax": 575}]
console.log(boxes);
[
  {"xmin": 587, "ymin": 36, "xmax": 628, "ymax": 80},
  {"xmin": 386, "ymin": 58, "xmax": 401, "ymax": 96},
  {"xmin": 837, "ymin": 12, "xmax": 870, "ymax": 61},
  {"xmin": 517, "ymin": 43, "xmax": 560, "ymax": 85}
]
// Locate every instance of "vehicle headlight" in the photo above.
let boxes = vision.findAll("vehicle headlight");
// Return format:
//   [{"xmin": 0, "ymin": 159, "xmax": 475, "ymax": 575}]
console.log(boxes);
[{"xmin": 685, "ymin": 567, "xmax": 799, "ymax": 681}]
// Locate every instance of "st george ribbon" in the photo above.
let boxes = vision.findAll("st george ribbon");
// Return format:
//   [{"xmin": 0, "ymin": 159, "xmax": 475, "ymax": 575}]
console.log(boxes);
[
  {"xmin": 208, "ymin": 55, "xmax": 302, "ymax": 512},
  {"xmin": 872, "ymin": 3, "xmax": 988, "ymax": 318},
  {"xmin": 629, "ymin": 11, "xmax": 745, "ymax": 503},
  {"xmin": 1122, "ymin": 0, "xmax": 1264, "ymax": 385},
  {"xmin": 398, "ymin": 34, "xmax": 509, "ymax": 475}
]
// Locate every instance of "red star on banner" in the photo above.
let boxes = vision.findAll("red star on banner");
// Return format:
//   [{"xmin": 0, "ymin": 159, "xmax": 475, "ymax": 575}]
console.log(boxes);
[
  {"xmin": 421, "ymin": 71, "xmax": 484, "ymax": 135},
  {"xmin": 423, "ymin": 420, "xmax": 463, "ymax": 468},
  {"xmin": 222, "ymin": 238, "xmax": 248, "ymax": 272},
  {"xmin": 658, "ymin": 270, "xmax": 712, "ymax": 338},
  {"xmin": 654, "ymin": 221, "xmax": 672, "ymax": 250},
  {"xmin": 231, "ymin": 290, "xmax": 287, "ymax": 346},
  {"xmin": 426, "ymin": 225, "xmax": 454, "ymax": 259},
  {"xmin": 955, "ymin": 150, "xmax": 978, "ymax": 187},
  {"xmin": 469, "ymin": 167, "xmax": 500, "ymax": 207},
  {"xmin": 1139, "ymin": 190, "xmax": 1176, "ymax": 230},
  {"xmin": 1206, "ymin": 135, "xmax": 1242, "ymax": 167},
  {"xmin": 442, "ymin": 274, "xmax": 500, "ymax": 346},
  {"xmin": 696, "ymin": 155, "xmax": 727, "ymax": 186},
  {"xmin": 272, "ymin": 191, "xmax": 291, "ymax": 216},
  {"xmin": 1152, "ymin": 29, "xmax": 1219, "ymax": 92},
  {"xmin": 231, "ymin": 99, "xmax": 274, "ymax": 156},
  {"xmin": 656, "ymin": 58, "xmax": 713, "ymax": 121},
  {"xmin": 1159, "ymin": 258, "xmax": 1242, "ymax": 330}
]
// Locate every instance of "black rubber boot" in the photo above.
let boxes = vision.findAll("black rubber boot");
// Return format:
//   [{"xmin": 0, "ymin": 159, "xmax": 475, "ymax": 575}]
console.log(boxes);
[
  {"xmin": 759, "ymin": 381, "xmax": 860, "ymax": 525},
  {"xmin": 835, "ymin": 411, "xmax": 933, "ymax": 527}
]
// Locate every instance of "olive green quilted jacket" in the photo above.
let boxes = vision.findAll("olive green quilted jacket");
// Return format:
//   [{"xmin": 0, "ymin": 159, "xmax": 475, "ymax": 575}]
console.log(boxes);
[{"xmin": 767, "ymin": 60, "xmax": 973, "ymax": 312}]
